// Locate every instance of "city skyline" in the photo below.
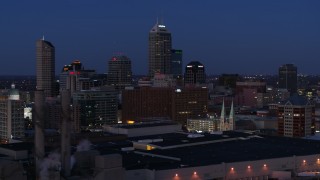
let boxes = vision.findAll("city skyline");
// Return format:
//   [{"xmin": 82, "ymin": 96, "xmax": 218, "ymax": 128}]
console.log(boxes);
[{"xmin": 1, "ymin": 1, "xmax": 320, "ymax": 75}]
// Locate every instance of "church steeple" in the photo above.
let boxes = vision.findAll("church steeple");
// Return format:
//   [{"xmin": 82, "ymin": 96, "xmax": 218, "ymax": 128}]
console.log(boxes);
[
  {"xmin": 220, "ymin": 99, "xmax": 225, "ymax": 131},
  {"xmin": 229, "ymin": 100, "xmax": 235, "ymax": 130}
]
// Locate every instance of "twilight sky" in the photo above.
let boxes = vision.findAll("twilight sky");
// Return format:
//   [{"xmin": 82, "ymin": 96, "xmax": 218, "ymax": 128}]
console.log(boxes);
[{"xmin": 0, "ymin": 0, "xmax": 320, "ymax": 75}]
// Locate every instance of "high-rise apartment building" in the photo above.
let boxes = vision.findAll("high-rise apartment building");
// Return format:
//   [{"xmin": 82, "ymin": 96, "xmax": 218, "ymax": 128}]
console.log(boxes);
[
  {"xmin": 148, "ymin": 22, "xmax": 172, "ymax": 77},
  {"xmin": 107, "ymin": 55, "xmax": 132, "ymax": 90},
  {"xmin": 0, "ymin": 96, "xmax": 24, "ymax": 142},
  {"xmin": 184, "ymin": 61, "xmax": 206, "ymax": 86},
  {"xmin": 277, "ymin": 94, "xmax": 315, "ymax": 137},
  {"xmin": 170, "ymin": 49, "xmax": 183, "ymax": 78},
  {"xmin": 278, "ymin": 64, "xmax": 297, "ymax": 94},
  {"xmin": 36, "ymin": 38, "xmax": 55, "ymax": 97}
]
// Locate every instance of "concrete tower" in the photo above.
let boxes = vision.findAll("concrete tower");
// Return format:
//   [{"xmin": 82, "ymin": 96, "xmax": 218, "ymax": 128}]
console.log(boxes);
[
  {"xmin": 148, "ymin": 21, "xmax": 172, "ymax": 77},
  {"xmin": 36, "ymin": 38, "xmax": 55, "ymax": 97},
  {"xmin": 61, "ymin": 90, "xmax": 71, "ymax": 177},
  {"xmin": 34, "ymin": 90, "xmax": 45, "ymax": 176}
]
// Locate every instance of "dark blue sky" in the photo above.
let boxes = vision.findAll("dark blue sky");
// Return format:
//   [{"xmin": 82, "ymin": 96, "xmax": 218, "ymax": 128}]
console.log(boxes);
[{"xmin": 1, "ymin": 0, "xmax": 320, "ymax": 75}]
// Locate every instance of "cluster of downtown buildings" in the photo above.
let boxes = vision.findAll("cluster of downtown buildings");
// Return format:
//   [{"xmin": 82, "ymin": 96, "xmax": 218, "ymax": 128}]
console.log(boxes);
[{"xmin": 0, "ymin": 21, "xmax": 319, "ymax": 179}]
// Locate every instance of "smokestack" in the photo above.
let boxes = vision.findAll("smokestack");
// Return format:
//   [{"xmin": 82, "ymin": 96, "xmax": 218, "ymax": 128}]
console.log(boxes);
[
  {"xmin": 61, "ymin": 90, "xmax": 71, "ymax": 176},
  {"xmin": 34, "ymin": 90, "xmax": 45, "ymax": 176}
]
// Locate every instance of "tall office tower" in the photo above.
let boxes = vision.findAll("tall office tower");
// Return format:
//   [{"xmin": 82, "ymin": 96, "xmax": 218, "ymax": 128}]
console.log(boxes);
[
  {"xmin": 184, "ymin": 61, "xmax": 206, "ymax": 86},
  {"xmin": 59, "ymin": 60, "xmax": 82, "ymax": 90},
  {"xmin": 36, "ymin": 38, "xmax": 55, "ymax": 98},
  {"xmin": 59, "ymin": 60, "xmax": 96, "ymax": 94},
  {"xmin": 170, "ymin": 49, "xmax": 183, "ymax": 78},
  {"xmin": 107, "ymin": 55, "xmax": 132, "ymax": 90},
  {"xmin": 277, "ymin": 94, "xmax": 315, "ymax": 137},
  {"xmin": 278, "ymin": 64, "xmax": 297, "ymax": 94},
  {"xmin": 148, "ymin": 21, "xmax": 172, "ymax": 77}
]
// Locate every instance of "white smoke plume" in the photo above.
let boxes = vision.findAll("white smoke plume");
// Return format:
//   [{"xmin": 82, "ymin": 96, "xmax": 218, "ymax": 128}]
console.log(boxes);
[
  {"xmin": 76, "ymin": 139, "xmax": 92, "ymax": 152},
  {"xmin": 39, "ymin": 152, "xmax": 61, "ymax": 180},
  {"xmin": 70, "ymin": 139, "xmax": 92, "ymax": 170},
  {"xmin": 70, "ymin": 155, "xmax": 76, "ymax": 170}
]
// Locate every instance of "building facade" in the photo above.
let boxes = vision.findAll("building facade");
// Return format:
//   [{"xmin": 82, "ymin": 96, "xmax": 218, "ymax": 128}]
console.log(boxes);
[
  {"xmin": 278, "ymin": 95, "xmax": 315, "ymax": 137},
  {"xmin": 0, "ymin": 97, "xmax": 24, "ymax": 141},
  {"xmin": 235, "ymin": 81, "xmax": 266, "ymax": 108},
  {"xmin": 72, "ymin": 89, "xmax": 118, "ymax": 130},
  {"xmin": 59, "ymin": 60, "xmax": 96, "ymax": 94},
  {"xmin": 121, "ymin": 87, "xmax": 172, "ymax": 122},
  {"xmin": 36, "ymin": 38, "xmax": 55, "ymax": 98},
  {"xmin": 122, "ymin": 87, "xmax": 208, "ymax": 126},
  {"xmin": 148, "ymin": 22, "xmax": 172, "ymax": 77},
  {"xmin": 171, "ymin": 87, "xmax": 208, "ymax": 126}
]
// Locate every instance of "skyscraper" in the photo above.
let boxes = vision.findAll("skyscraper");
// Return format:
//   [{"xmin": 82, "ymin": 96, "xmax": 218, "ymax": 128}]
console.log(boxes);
[
  {"xmin": 148, "ymin": 21, "xmax": 172, "ymax": 77},
  {"xmin": 107, "ymin": 55, "xmax": 132, "ymax": 90},
  {"xmin": 184, "ymin": 61, "xmax": 206, "ymax": 86},
  {"xmin": 170, "ymin": 49, "xmax": 183, "ymax": 78},
  {"xmin": 36, "ymin": 38, "xmax": 55, "ymax": 97},
  {"xmin": 278, "ymin": 64, "xmax": 297, "ymax": 94}
]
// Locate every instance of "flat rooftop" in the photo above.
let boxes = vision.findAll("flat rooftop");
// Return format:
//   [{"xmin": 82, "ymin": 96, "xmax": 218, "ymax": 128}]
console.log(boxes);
[
  {"xmin": 110, "ymin": 122, "xmax": 179, "ymax": 129},
  {"xmin": 118, "ymin": 132, "xmax": 320, "ymax": 170},
  {"xmin": 0, "ymin": 142, "xmax": 33, "ymax": 151},
  {"xmin": 130, "ymin": 131, "xmax": 251, "ymax": 147}
]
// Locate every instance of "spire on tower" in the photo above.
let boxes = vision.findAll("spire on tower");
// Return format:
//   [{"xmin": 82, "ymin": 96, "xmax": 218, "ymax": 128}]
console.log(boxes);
[
  {"xmin": 229, "ymin": 100, "xmax": 234, "ymax": 119},
  {"xmin": 220, "ymin": 99, "xmax": 226, "ymax": 131},
  {"xmin": 229, "ymin": 100, "xmax": 235, "ymax": 130},
  {"xmin": 220, "ymin": 99, "xmax": 225, "ymax": 119}
]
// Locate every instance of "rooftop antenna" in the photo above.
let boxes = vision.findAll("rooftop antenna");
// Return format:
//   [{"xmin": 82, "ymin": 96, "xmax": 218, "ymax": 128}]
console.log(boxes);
[{"xmin": 42, "ymin": 35, "xmax": 45, "ymax": 41}]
